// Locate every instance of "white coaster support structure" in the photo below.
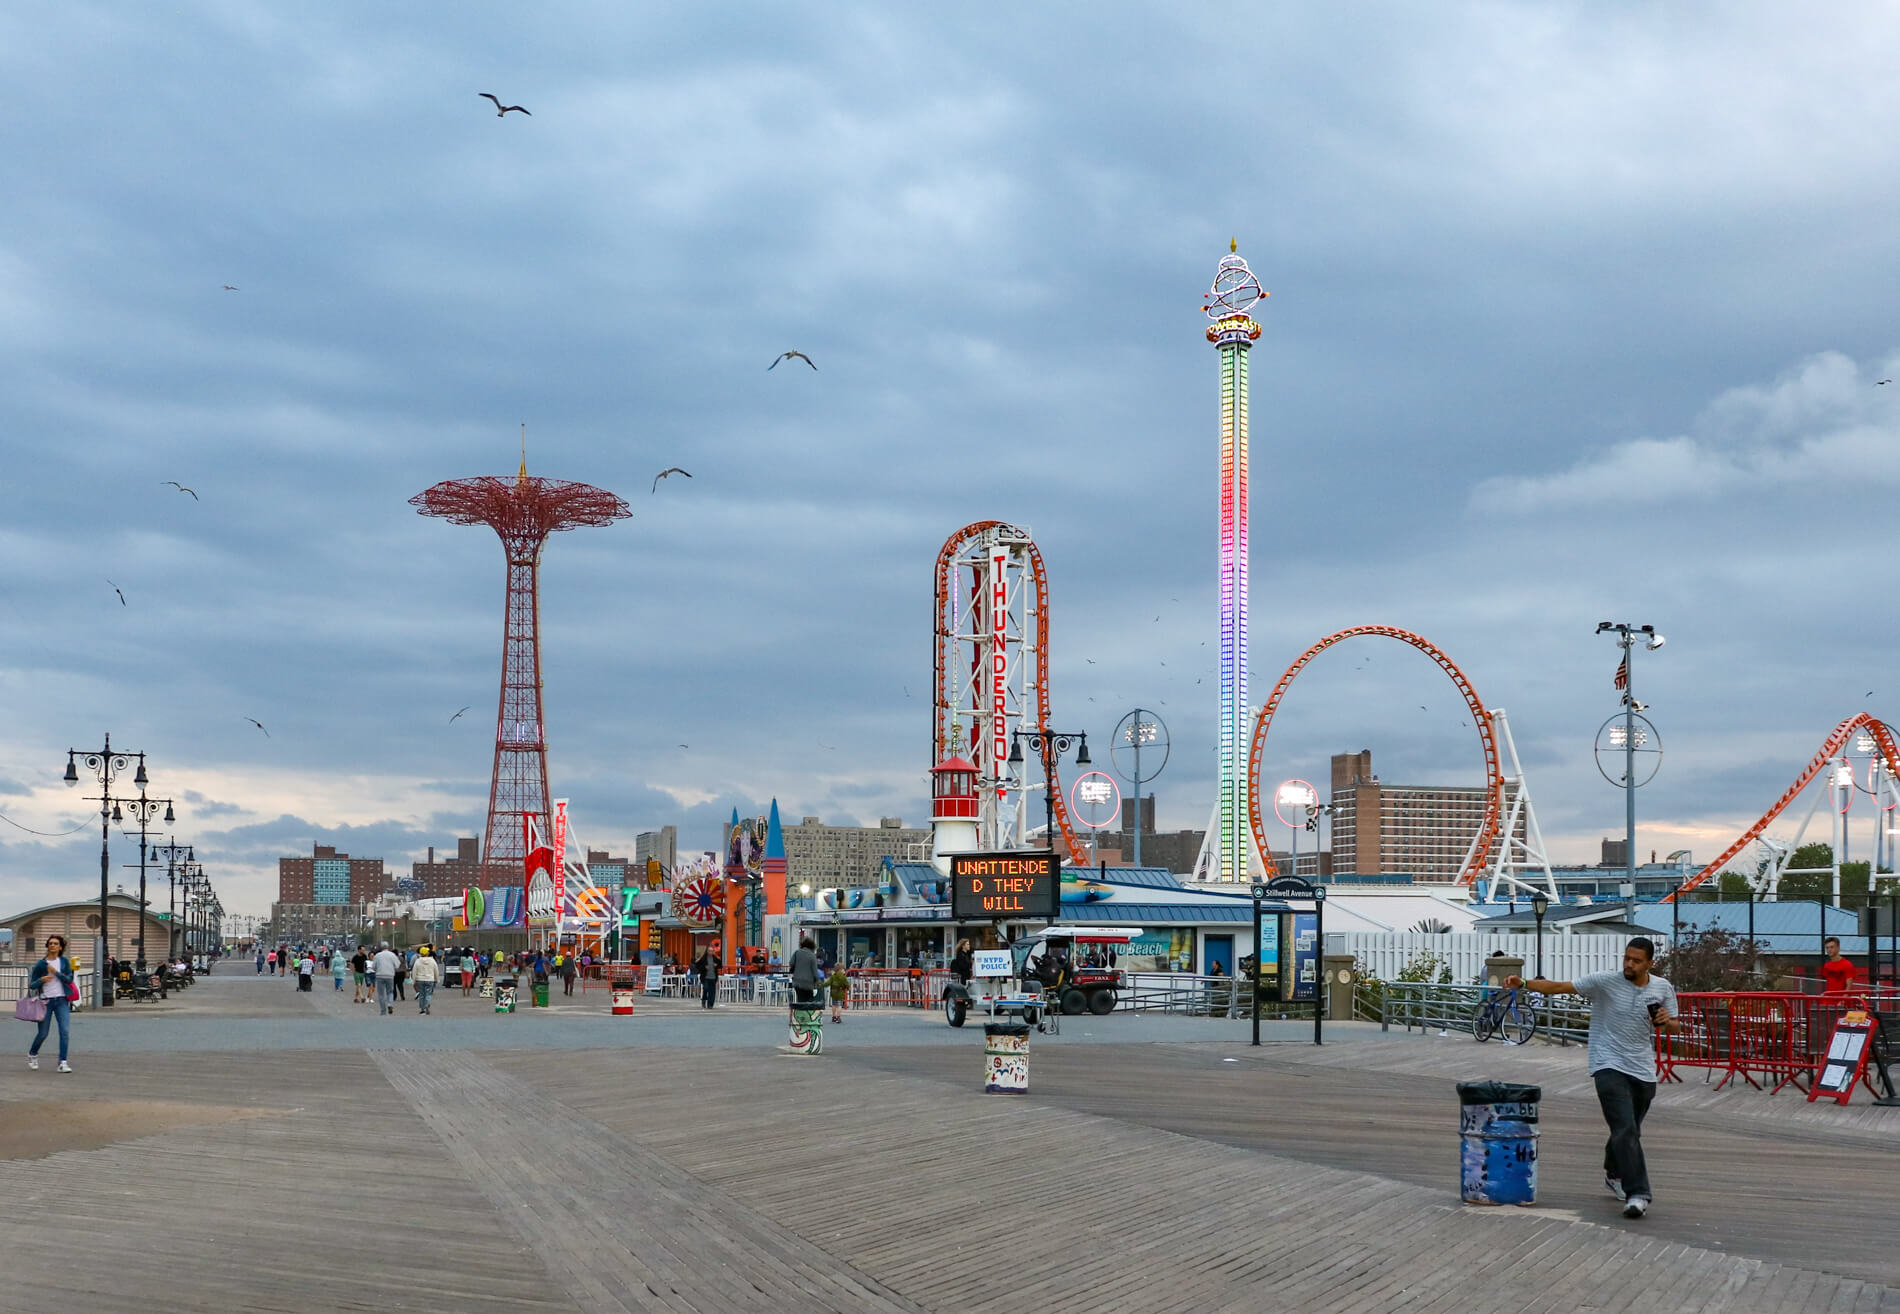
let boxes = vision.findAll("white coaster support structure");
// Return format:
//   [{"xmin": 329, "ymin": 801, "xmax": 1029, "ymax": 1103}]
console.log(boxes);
[{"xmin": 1482, "ymin": 708, "xmax": 1556, "ymax": 903}]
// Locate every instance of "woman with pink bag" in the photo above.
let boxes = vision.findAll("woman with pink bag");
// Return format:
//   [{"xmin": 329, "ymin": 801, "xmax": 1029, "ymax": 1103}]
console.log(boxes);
[{"xmin": 23, "ymin": 934, "xmax": 76, "ymax": 1073}]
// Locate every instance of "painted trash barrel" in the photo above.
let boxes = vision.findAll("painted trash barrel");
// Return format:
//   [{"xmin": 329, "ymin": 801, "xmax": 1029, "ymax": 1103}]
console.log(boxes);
[
  {"xmin": 1457, "ymin": 1080, "xmax": 1541, "ymax": 1206},
  {"xmin": 984, "ymin": 1021, "xmax": 1030, "ymax": 1093},
  {"xmin": 479, "ymin": 977, "xmax": 494, "ymax": 998},
  {"xmin": 611, "ymin": 979, "xmax": 636, "ymax": 1016},
  {"xmin": 495, "ymin": 976, "xmax": 518, "ymax": 1014},
  {"xmin": 788, "ymin": 994, "xmax": 824, "ymax": 1055}
]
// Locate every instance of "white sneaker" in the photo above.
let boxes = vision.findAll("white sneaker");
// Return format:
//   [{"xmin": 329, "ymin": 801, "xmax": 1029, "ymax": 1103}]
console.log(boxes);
[
  {"xmin": 27, "ymin": 1056, "xmax": 38, "ymax": 1070},
  {"xmin": 57, "ymin": 1061, "xmax": 72, "ymax": 1074},
  {"xmin": 1605, "ymin": 1173, "xmax": 1626, "ymax": 1202},
  {"xmin": 1623, "ymin": 1195, "xmax": 1649, "ymax": 1218}
]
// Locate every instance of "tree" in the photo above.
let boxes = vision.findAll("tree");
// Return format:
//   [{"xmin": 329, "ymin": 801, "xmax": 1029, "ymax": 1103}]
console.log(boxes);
[
  {"xmin": 1653, "ymin": 928, "xmax": 1780, "ymax": 992},
  {"xmin": 1778, "ymin": 846, "xmax": 1872, "ymax": 902}
]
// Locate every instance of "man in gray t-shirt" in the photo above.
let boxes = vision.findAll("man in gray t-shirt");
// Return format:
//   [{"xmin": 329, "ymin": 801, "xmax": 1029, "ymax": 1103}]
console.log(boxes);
[{"xmin": 1508, "ymin": 937, "xmax": 1677, "ymax": 1219}]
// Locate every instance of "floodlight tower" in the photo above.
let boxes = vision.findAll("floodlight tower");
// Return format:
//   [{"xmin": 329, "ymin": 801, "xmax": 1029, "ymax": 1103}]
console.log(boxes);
[
  {"xmin": 412, "ymin": 447, "xmax": 630, "ymax": 887},
  {"xmin": 1196, "ymin": 241, "xmax": 1267, "ymax": 884}
]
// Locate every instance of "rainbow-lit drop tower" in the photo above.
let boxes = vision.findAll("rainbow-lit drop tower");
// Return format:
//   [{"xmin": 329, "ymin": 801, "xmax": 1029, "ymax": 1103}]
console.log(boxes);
[{"xmin": 1196, "ymin": 242, "xmax": 1266, "ymax": 884}]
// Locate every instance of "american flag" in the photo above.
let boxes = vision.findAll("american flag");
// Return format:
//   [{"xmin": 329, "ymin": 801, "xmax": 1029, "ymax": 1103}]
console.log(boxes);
[{"xmin": 1613, "ymin": 654, "xmax": 1629, "ymax": 691}]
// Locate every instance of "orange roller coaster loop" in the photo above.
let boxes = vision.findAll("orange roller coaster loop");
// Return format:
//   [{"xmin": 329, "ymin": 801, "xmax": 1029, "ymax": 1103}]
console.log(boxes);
[
  {"xmin": 933, "ymin": 521, "xmax": 1086, "ymax": 863},
  {"xmin": 1247, "ymin": 626, "xmax": 1503, "ymax": 884},
  {"xmin": 1666, "ymin": 713, "xmax": 1900, "ymax": 901}
]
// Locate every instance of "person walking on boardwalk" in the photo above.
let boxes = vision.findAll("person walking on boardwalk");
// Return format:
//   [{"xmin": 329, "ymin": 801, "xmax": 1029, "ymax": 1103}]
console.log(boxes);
[
  {"xmin": 351, "ymin": 947, "xmax": 369, "ymax": 1004},
  {"xmin": 951, "ymin": 938, "xmax": 974, "ymax": 987},
  {"xmin": 412, "ymin": 945, "xmax": 441, "ymax": 1014},
  {"xmin": 25, "ymin": 935, "xmax": 76, "ymax": 1073},
  {"xmin": 1507, "ymin": 936, "xmax": 1678, "ymax": 1219},
  {"xmin": 694, "ymin": 948, "xmax": 719, "ymax": 1008},
  {"xmin": 330, "ymin": 947, "xmax": 347, "ymax": 992},
  {"xmin": 559, "ymin": 952, "xmax": 578, "ymax": 997},
  {"xmin": 826, "ymin": 961, "xmax": 850, "ymax": 1023},
  {"xmin": 370, "ymin": 942, "xmax": 402, "ymax": 1015},
  {"xmin": 296, "ymin": 951, "xmax": 315, "ymax": 993},
  {"xmin": 789, "ymin": 936, "xmax": 822, "ymax": 1008},
  {"xmin": 461, "ymin": 948, "xmax": 478, "ymax": 997},
  {"xmin": 255, "ymin": 947, "xmax": 266, "ymax": 974}
]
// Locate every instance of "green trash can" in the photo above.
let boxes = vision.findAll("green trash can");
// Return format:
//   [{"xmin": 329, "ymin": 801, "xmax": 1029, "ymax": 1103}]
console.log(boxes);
[{"xmin": 533, "ymin": 978, "xmax": 550, "ymax": 1008}]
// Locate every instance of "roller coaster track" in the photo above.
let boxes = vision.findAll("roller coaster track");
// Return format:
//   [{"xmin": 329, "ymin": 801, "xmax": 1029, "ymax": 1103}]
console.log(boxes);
[
  {"xmin": 1667, "ymin": 713, "xmax": 1900, "ymax": 901},
  {"xmin": 933, "ymin": 521, "xmax": 1086, "ymax": 862},
  {"xmin": 1247, "ymin": 626, "xmax": 1502, "ymax": 884}
]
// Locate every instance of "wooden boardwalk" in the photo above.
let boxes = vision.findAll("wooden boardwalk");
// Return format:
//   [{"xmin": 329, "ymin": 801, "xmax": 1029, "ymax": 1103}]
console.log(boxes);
[{"xmin": 1, "ymin": 974, "xmax": 1895, "ymax": 1312}]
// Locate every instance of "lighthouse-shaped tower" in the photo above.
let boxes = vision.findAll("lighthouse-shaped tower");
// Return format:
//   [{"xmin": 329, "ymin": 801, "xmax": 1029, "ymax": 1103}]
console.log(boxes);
[
  {"xmin": 929, "ymin": 748, "xmax": 982, "ymax": 875},
  {"xmin": 1195, "ymin": 241, "xmax": 1267, "ymax": 885}
]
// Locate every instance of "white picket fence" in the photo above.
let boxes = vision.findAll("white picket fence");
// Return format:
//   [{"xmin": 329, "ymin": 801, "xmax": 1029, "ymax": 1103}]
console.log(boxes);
[{"xmin": 1327, "ymin": 931, "xmax": 1629, "ymax": 985}]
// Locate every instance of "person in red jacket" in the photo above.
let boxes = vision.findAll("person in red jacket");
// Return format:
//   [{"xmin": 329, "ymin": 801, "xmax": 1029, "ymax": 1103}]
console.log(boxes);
[{"xmin": 1819, "ymin": 937, "xmax": 1858, "ymax": 996}]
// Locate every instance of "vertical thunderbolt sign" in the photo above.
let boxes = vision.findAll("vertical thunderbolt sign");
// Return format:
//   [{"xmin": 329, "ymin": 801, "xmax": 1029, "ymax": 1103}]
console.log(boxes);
[
  {"xmin": 552, "ymin": 797, "xmax": 568, "ymax": 939},
  {"xmin": 990, "ymin": 544, "xmax": 1011, "ymax": 815},
  {"xmin": 1205, "ymin": 244, "xmax": 1266, "ymax": 884}
]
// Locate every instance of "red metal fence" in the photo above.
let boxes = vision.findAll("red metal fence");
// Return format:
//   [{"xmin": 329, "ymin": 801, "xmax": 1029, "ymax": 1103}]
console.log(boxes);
[{"xmin": 1659, "ymin": 991, "xmax": 1896, "ymax": 1096}]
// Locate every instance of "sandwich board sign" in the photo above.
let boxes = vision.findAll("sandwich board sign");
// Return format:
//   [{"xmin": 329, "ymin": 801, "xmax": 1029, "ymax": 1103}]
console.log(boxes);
[{"xmin": 1810, "ymin": 1012, "xmax": 1877, "ymax": 1104}]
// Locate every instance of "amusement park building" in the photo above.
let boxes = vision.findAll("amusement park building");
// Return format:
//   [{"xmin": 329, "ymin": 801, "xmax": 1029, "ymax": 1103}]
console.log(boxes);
[
  {"xmin": 1329, "ymin": 750, "xmax": 1525, "ymax": 882},
  {"xmin": 277, "ymin": 844, "xmax": 388, "ymax": 905},
  {"xmin": 783, "ymin": 816, "xmax": 930, "ymax": 889},
  {"xmin": 791, "ymin": 861, "xmax": 1477, "ymax": 978}
]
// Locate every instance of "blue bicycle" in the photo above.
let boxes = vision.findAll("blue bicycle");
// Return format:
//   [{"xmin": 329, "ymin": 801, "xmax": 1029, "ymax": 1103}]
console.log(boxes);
[{"xmin": 1473, "ymin": 985, "xmax": 1538, "ymax": 1045}]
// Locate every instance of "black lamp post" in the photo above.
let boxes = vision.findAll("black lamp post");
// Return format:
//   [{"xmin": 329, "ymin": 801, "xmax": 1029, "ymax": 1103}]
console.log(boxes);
[
  {"xmin": 1530, "ymin": 891, "xmax": 1548, "ymax": 981},
  {"xmin": 1009, "ymin": 729, "xmax": 1090, "ymax": 857},
  {"xmin": 64, "ymin": 734, "xmax": 150, "ymax": 1007},
  {"xmin": 154, "ymin": 840, "xmax": 193, "ymax": 959},
  {"xmin": 121, "ymin": 792, "xmax": 175, "ymax": 971}
]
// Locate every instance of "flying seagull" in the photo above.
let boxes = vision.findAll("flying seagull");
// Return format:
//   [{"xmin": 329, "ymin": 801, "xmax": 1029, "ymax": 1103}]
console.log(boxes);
[
  {"xmin": 478, "ymin": 93, "xmax": 530, "ymax": 117},
  {"xmin": 651, "ymin": 467, "xmax": 692, "ymax": 493},
  {"xmin": 449, "ymin": 706, "xmax": 470, "ymax": 723},
  {"xmin": 819, "ymin": 743, "xmax": 837, "ymax": 751},
  {"xmin": 1879, "ymin": 380, "xmax": 1892, "ymax": 386},
  {"xmin": 769, "ymin": 350, "xmax": 816, "ymax": 371},
  {"xmin": 245, "ymin": 718, "xmax": 270, "ymax": 738},
  {"xmin": 221, "ymin": 285, "xmax": 239, "ymax": 292},
  {"xmin": 678, "ymin": 743, "xmax": 689, "ymax": 749},
  {"xmin": 107, "ymin": 580, "xmax": 126, "ymax": 606},
  {"xmin": 164, "ymin": 481, "xmax": 198, "ymax": 500},
  {"xmin": 1419, "ymin": 705, "xmax": 1428, "ymax": 711},
  {"xmin": 1085, "ymin": 658, "xmax": 1096, "ymax": 665}
]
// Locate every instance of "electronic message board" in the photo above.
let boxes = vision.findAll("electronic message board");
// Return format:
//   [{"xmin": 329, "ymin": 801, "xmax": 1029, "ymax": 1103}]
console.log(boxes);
[{"xmin": 951, "ymin": 852, "xmax": 1061, "ymax": 921}]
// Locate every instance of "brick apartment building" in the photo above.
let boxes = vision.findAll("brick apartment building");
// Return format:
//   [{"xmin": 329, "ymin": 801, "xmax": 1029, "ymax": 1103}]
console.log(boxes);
[
  {"xmin": 1329, "ymin": 749, "xmax": 1524, "ymax": 882},
  {"xmin": 278, "ymin": 844, "xmax": 388, "ymax": 905},
  {"xmin": 410, "ymin": 837, "xmax": 484, "ymax": 899}
]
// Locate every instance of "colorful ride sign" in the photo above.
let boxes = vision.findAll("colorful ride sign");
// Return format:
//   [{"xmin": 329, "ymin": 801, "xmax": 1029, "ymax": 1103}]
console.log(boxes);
[{"xmin": 951, "ymin": 852, "xmax": 1060, "ymax": 921}]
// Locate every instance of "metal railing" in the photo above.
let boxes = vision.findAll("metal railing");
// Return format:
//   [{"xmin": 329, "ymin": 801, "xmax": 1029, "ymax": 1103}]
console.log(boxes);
[
  {"xmin": 0, "ymin": 968, "xmax": 98, "ymax": 1011},
  {"xmin": 1114, "ymin": 973, "xmax": 1241, "ymax": 1016},
  {"xmin": 1379, "ymin": 981, "xmax": 1591, "ymax": 1046}
]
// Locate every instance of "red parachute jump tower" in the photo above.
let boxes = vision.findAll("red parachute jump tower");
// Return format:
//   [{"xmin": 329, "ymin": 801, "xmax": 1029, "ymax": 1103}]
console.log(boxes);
[{"xmin": 411, "ymin": 450, "xmax": 630, "ymax": 887}]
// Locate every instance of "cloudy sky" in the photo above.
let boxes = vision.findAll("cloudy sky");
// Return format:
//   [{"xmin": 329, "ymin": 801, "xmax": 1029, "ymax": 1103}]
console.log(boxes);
[{"xmin": 4, "ymin": 4, "xmax": 1899, "ymax": 922}]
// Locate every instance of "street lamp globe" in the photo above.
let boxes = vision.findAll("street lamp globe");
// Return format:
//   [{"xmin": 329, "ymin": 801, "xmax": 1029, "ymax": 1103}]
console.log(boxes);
[{"xmin": 1530, "ymin": 892, "xmax": 1549, "ymax": 919}]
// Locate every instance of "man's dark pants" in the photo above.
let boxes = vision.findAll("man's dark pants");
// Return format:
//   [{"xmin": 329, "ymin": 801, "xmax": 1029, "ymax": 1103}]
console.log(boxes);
[{"xmin": 1593, "ymin": 1067, "xmax": 1656, "ymax": 1198}]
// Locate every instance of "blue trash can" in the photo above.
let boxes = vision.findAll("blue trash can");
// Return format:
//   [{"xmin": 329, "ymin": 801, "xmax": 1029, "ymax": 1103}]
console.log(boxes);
[{"xmin": 1457, "ymin": 1080, "xmax": 1540, "ymax": 1205}]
